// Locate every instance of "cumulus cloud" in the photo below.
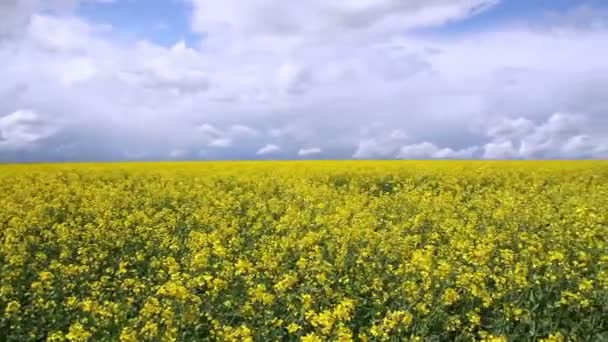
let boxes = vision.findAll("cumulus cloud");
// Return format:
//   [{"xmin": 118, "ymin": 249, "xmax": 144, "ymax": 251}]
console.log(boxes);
[
  {"xmin": 1, "ymin": 1, "xmax": 607, "ymax": 161},
  {"xmin": 397, "ymin": 142, "xmax": 477, "ymax": 159},
  {"xmin": 369, "ymin": 112, "xmax": 608, "ymax": 160},
  {"xmin": 298, "ymin": 147, "xmax": 322, "ymax": 157},
  {"xmin": 0, "ymin": 0, "xmax": 92, "ymax": 42},
  {"xmin": 197, "ymin": 124, "xmax": 222, "ymax": 138},
  {"xmin": 189, "ymin": 0, "xmax": 499, "ymax": 37},
  {"xmin": 257, "ymin": 144, "xmax": 281, "ymax": 155},
  {"xmin": 117, "ymin": 41, "xmax": 211, "ymax": 95},
  {"xmin": 0, "ymin": 109, "xmax": 56, "ymax": 150},
  {"xmin": 482, "ymin": 113, "xmax": 608, "ymax": 159},
  {"xmin": 229, "ymin": 124, "xmax": 260, "ymax": 137},
  {"xmin": 353, "ymin": 128, "xmax": 408, "ymax": 159},
  {"xmin": 483, "ymin": 141, "xmax": 518, "ymax": 160},
  {"xmin": 197, "ymin": 123, "xmax": 259, "ymax": 149},
  {"xmin": 0, "ymin": 0, "xmax": 37, "ymax": 41},
  {"xmin": 487, "ymin": 117, "xmax": 535, "ymax": 141},
  {"xmin": 208, "ymin": 138, "xmax": 232, "ymax": 148},
  {"xmin": 277, "ymin": 62, "xmax": 314, "ymax": 95}
]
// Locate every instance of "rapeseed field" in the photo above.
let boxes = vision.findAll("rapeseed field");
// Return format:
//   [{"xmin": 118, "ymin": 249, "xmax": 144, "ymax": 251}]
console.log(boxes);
[{"xmin": 0, "ymin": 161, "xmax": 606, "ymax": 341}]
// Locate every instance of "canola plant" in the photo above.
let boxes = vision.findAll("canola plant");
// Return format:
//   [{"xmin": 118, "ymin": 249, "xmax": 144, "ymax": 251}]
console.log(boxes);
[{"xmin": 0, "ymin": 161, "xmax": 606, "ymax": 341}]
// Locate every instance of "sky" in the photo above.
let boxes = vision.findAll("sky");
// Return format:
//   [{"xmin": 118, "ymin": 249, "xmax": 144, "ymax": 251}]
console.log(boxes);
[{"xmin": 1, "ymin": 0, "xmax": 608, "ymax": 161}]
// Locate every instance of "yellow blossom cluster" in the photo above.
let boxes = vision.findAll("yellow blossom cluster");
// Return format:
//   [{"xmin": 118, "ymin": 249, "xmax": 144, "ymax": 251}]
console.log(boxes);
[{"xmin": 0, "ymin": 161, "xmax": 606, "ymax": 341}]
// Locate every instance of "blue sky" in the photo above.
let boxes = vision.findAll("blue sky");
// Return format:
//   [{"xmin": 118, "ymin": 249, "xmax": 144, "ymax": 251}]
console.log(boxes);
[
  {"xmin": 436, "ymin": 0, "xmax": 606, "ymax": 32},
  {"xmin": 77, "ymin": 0, "xmax": 199, "ymax": 46},
  {"xmin": 1, "ymin": 0, "xmax": 607, "ymax": 161},
  {"xmin": 75, "ymin": 0, "xmax": 608, "ymax": 43}
]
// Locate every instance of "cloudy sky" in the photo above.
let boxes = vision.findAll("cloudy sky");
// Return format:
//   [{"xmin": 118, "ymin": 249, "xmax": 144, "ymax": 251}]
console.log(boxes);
[{"xmin": 1, "ymin": 0, "xmax": 607, "ymax": 161}]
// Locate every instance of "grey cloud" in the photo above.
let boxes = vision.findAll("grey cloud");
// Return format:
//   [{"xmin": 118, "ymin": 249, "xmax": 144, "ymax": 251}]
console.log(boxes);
[
  {"xmin": 487, "ymin": 117, "xmax": 535, "ymax": 141},
  {"xmin": 0, "ymin": 0, "xmax": 84, "ymax": 42},
  {"xmin": 0, "ymin": 109, "xmax": 57, "ymax": 150},
  {"xmin": 0, "ymin": 0, "xmax": 43, "ymax": 42}
]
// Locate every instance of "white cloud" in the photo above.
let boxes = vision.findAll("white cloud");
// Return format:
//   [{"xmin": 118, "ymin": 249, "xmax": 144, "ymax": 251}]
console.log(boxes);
[
  {"xmin": 228, "ymin": 124, "xmax": 259, "ymax": 137},
  {"xmin": 487, "ymin": 117, "xmax": 535, "ymax": 141},
  {"xmin": 353, "ymin": 128, "xmax": 408, "ymax": 159},
  {"xmin": 197, "ymin": 123, "xmax": 222, "ymax": 138},
  {"xmin": 256, "ymin": 144, "xmax": 280, "ymax": 155},
  {"xmin": 119, "ymin": 41, "xmax": 211, "ymax": 95},
  {"xmin": 397, "ymin": 142, "xmax": 477, "ymax": 159},
  {"xmin": 0, "ymin": 109, "xmax": 56, "ymax": 150},
  {"xmin": 395, "ymin": 112, "xmax": 607, "ymax": 160},
  {"xmin": 0, "ymin": 1, "xmax": 94, "ymax": 42},
  {"xmin": 209, "ymin": 138, "xmax": 232, "ymax": 148},
  {"xmin": 189, "ymin": 0, "xmax": 499, "ymax": 38},
  {"xmin": 60, "ymin": 57, "xmax": 98, "ymax": 86},
  {"xmin": 197, "ymin": 123, "xmax": 259, "ymax": 148},
  {"xmin": 277, "ymin": 62, "xmax": 313, "ymax": 95},
  {"xmin": 298, "ymin": 147, "xmax": 322, "ymax": 157},
  {"xmin": 483, "ymin": 140, "xmax": 518, "ymax": 159},
  {"xmin": 0, "ymin": 0, "xmax": 37, "ymax": 41},
  {"xmin": 1, "ymin": 1, "xmax": 608, "ymax": 160},
  {"xmin": 562, "ymin": 135, "xmax": 595, "ymax": 155},
  {"xmin": 482, "ymin": 113, "xmax": 608, "ymax": 159},
  {"xmin": 27, "ymin": 14, "xmax": 99, "ymax": 53}
]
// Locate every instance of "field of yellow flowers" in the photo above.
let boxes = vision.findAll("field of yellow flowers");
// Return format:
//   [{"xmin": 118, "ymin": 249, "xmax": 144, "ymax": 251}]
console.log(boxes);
[{"xmin": 0, "ymin": 161, "xmax": 606, "ymax": 341}]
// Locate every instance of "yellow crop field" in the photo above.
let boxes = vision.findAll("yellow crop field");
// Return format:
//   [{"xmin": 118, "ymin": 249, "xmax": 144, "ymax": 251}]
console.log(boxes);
[{"xmin": 0, "ymin": 161, "xmax": 606, "ymax": 341}]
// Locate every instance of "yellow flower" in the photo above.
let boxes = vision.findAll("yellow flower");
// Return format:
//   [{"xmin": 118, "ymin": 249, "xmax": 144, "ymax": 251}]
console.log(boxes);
[
  {"xmin": 119, "ymin": 327, "xmax": 138, "ymax": 342},
  {"xmin": 39, "ymin": 271, "xmax": 54, "ymax": 282},
  {"xmin": 467, "ymin": 312, "xmax": 481, "ymax": 326},
  {"xmin": 336, "ymin": 326, "xmax": 353, "ymax": 342},
  {"xmin": 333, "ymin": 299, "xmax": 356, "ymax": 321},
  {"xmin": 287, "ymin": 323, "xmax": 301, "ymax": 334},
  {"xmin": 65, "ymin": 323, "xmax": 92, "ymax": 342},
  {"xmin": 235, "ymin": 259, "xmax": 252, "ymax": 275},
  {"xmin": 141, "ymin": 322, "xmax": 159, "ymax": 339},
  {"xmin": 157, "ymin": 280, "xmax": 190, "ymax": 301},
  {"xmin": 442, "ymin": 288, "xmax": 460, "ymax": 306},
  {"xmin": 310, "ymin": 310, "xmax": 335, "ymax": 334},
  {"xmin": 46, "ymin": 331, "xmax": 65, "ymax": 342},
  {"xmin": 301, "ymin": 333, "xmax": 323, "ymax": 342},
  {"xmin": 5, "ymin": 300, "xmax": 20, "ymax": 315},
  {"xmin": 0, "ymin": 161, "xmax": 606, "ymax": 341},
  {"xmin": 578, "ymin": 279, "xmax": 593, "ymax": 292},
  {"xmin": 401, "ymin": 312, "xmax": 414, "ymax": 327},
  {"xmin": 540, "ymin": 332, "xmax": 565, "ymax": 342},
  {"xmin": 481, "ymin": 335, "xmax": 508, "ymax": 342}
]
